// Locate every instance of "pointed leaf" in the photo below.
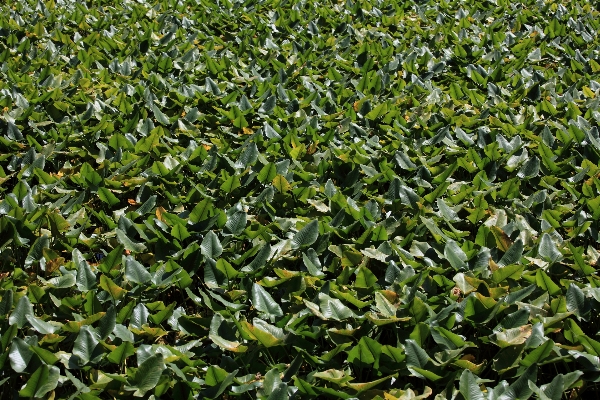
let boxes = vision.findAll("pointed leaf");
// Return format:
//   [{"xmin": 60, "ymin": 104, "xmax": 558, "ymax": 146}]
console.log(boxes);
[
  {"xmin": 252, "ymin": 283, "xmax": 283, "ymax": 317},
  {"xmin": 201, "ymin": 231, "xmax": 223, "ymax": 258},
  {"xmin": 292, "ymin": 220, "xmax": 319, "ymax": 249}
]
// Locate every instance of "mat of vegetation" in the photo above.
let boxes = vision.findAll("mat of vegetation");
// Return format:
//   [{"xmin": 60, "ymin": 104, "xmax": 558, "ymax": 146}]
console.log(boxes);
[{"xmin": 1, "ymin": 0, "xmax": 600, "ymax": 398}]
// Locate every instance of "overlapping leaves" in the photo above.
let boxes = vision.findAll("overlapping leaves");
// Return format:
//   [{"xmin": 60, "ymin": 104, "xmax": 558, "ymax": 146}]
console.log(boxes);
[{"xmin": 1, "ymin": 0, "xmax": 600, "ymax": 398}]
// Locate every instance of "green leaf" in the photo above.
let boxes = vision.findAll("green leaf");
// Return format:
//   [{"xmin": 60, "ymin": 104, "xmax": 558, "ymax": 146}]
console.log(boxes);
[
  {"xmin": 30, "ymin": 345, "xmax": 59, "ymax": 365},
  {"xmin": 216, "ymin": 259, "xmax": 239, "ymax": 281},
  {"xmin": 225, "ymin": 211, "xmax": 247, "ymax": 236},
  {"xmin": 25, "ymin": 234, "xmax": 49, "ymax": 266},
  {"xmin": 242, "ymin": 243, "xmax": 272, "ymax": 273},
  {"xmin": 404, "ymin": 339, "xmax": 430, "ymax": 369},
  {"xmin": 190, "ymin": 198, "xmax": 214, "ymax": 223},
  {"xmin": 107, "ymin": 341, "xmax": 136, "ymax": 365},
  {"xmin": 125, "ymin": 255, "xmax": 151, "ymax": 284},
  {"xmin": 355, "ymin": 266, "xmax": 378, "ymax": 288},
  {"xmin": 347, "ymin": 336, "xmax": 382, "ymax": 365},
  {"xmin": 492, "ymin": 264, "xmax": 524, "ymax": 284},
  {"xmin": 292, "ymin": 220, "xmax": 319, "ymax": 249},
  {"xmin": 365, "ymin": 102, "xmax": 388, "ymax": 120},
  {"xmin": 252, "ymin": 283, "xmax": 283, "ymax": 317},
  {"xmin": 235, "ymin": 143, "xmax": 258, "ymax": 168},
  {"xmin": 27, "ymin": 315, "xmax": 59, "ymax": 334},
  {"xmin": 98, "ymin": 187, "xmax": 120, "ymax": 206},
  {"xmin": 99, "ymin": 275, "xmax": 127, "ymax": 300},
  {"xmin": 80, "ymin": 162, "xmax": 103, "ymax": 187},
  {"xmin": 221, "ymin": 174, "xmax": 241, "ymax": 194},
  {"xmin": 303, "ymin": 248, "xmax": 325, "ymax": 277},
  {"xmin": 444, "ymin": 240, "xmax": 468, "ymax": 270},
  {"xmin": 73, "ymin": 326, "xmax": 99, "ymax": 365},
  {"xmin": 521, "ymin": 339, "xmax": 554, "ymax": 367},
  {"xmin": 459, "ymin": 369, "xmax": 485, "ymax": 400},
  {"xmin": 209, "ymin": 313, "xmax": 248, "ymax": 352},
  {"xmin": 566, "ymin": 283, "xmax": 586, "ymax": 317},
  {"xmin": 538, "ymin": 233, "xmax": 562, "ymax": 263},
  {"xmin": 75, "ymin": 250, "xmax": 97, "ymax": 291},
  {"xmin": 9, "ymin": 337, "xmax": 34, "ymax": 372},
  {"xmin": 125, "ymin": 353, "xmax": 166, "ymax": 397},
  {"xmin": 201, "ymin": 231, "xmax": 223, "ymax": 258},
  {"xmin": 517, "ymin": 156, "xmax": 540, "ymax": 179},
  {"xmin": 9, "ymin": 295, "xmax": 33, "ymax": 328},
  {"xmin": 318, "ymin": 293, "xmax": 353, "ymax": 320},
  {"xmin": 116, "ymin": 228, "xmax": 147, "ymax": 253},
  {"xmin": 258, "ymin": 95, "xmax": 276, "ymax": 114},
  {"xmin": 497, "ymin": 239, "xmax": 524, "ymax": 267},
  {"xmin": 272, "ymin": 175, "xmax": 291, "ymax": 193},
  {"xmin": 243, "ymin": 318, "xmax": 286, "ymax": 347},
  {"xmin": 258, "ymin": 163, "xmax": 278, "ymax": 183},
  {"xmin": 535, "ymin": 270, "xmax": 561, "ymax": 296},
  {"xmin": 97, "ymin": 305, "xmax": 116, "ymax": 340},
  {"xmin": 19, "ymin": 364, "xmax": 60, "ymax": 398},
  {"xmin": 0, "ymin": 289, "xmax": 13, "ymax": 318},
  {"xmin": 502, "ymin": 365, "xmax": 537, "ymax": 400},
  {"xmin": 171, "ymin": 223, "xmax": 191, "ymax": 241}
]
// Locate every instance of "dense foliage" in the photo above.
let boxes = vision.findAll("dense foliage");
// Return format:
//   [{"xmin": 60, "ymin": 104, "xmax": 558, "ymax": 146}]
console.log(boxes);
[{"xmin": 1, "ymin": 0, "xmax": 600, "ymax": 398}]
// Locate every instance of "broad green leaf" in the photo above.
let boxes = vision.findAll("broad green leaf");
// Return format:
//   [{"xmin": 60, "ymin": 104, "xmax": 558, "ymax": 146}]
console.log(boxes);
[
  {"xmin": 272, "ymin": 174, "xmax": 291, "ymax": 193},
  {"xmin": 346, "ymin": 374, "xmax": 397, "ymax": 393},
  {"xmin": 225, "ymin": 211, "xmax": 247, "ymax": 236},
  {"xmin": 125, "ymin": 256, "xmax": 151, "ymax": 284},
  {"xmin": 201, "ymin": 231, "xmax": 223, "ymax": 258},
  {"xmin": 566, "ymin": 283, "xmax": 587, "ymax": 317},
  {"xmin": 221, "ymin": 174, "xmax": 241, "ymax": 194},
  {"xmin": 303, "ymin": 248, "xmax": 324, "ymax": 277},
  {"xmin": 355, "ymin": 266, "xmax": 378, "ymax": 288},
  {"xmin": 171, "ymin": 223, "xmax": 190, "ymax": 241},
  {"xmin": 444, "ymin": 240, "xmax": 468, "ymax": 270},
  {"xmin": 347, "ymin": 337, "xmax": 382, "ymax": 366},
  {"xmin": 19, "ymin": 365, "xmax": 60, "ymax": 398},
  {"xmin": 30, "ymin": 345, "xmax": 59, "ymax": 365},
  {"xmin": 502, "ymin": 365, "xmax": 537, "ymax": 400},
  {"xmin": 292, "ymin": 220, "xmax": 319, "ymax": 249},
  {"xmin": 124, "ymin": 353, "xmax": 165, "ymax": 397},
  {"xmin": 9, "ymin": 295, "xmax": 33, "ymax": 328},
  {"xmin": 459, "ymin": 369, "xmax": 485, "ymax": 400},
  {"xmin": 539, "ymin": 233, "xmax": 562, "ymax": 263},
  {"xmin": 235, "ymin": 143, "xmax": 258, "ymax": 168},
  {"xmin": 99, "ymin": 275, "xmax": 127, "ymax": 300},
  {"xmin": 98, "ymin": 187, "xmax": 120, "ymax": 206},
  {"xmin": 190, "ymin": 198, "xmax": 214, "ymax": 223},
  {"xmin": 521, "ymin": 339, "xmax": 554, "ymax": 367},
  {"xmin": 242, "ymin": 243, "xmax": 272, "ymax": 272},
  {"xmin": 318, "ymin": 293, "xmax": 353, "ymax": 321},
  {"xmin": 75, "ymin": 250, "xmax": 97, "ymax": 291},
  {"xmin": 252, "ymin": 283, "xmax": 283, "ymax": 317},
  {"xmin": 258, "ymin": 163, "xmax": 277, "ymax": 183},
  {"xmin": 209, "ymin": 313, "xmax": 247, "ymax": 353},
  {"xmin": 258, "ymin": 95, "xmax": 276, "ymax": 114},
  {"xmin": 116, "ymin": 228, "xmax": 147, "ymax": 253},
  {"xmin": 243, "ymin": 318, "xmax": 286, "ymax": 347},
  {"xmin": 25, "ymin": 234, "xmax": 49, "ymax": 266},
  {"xmin": 497, "ymin": 239, "xmax": 523, "ymax": 267},
  {"xmin": 535, "ymin": 270, "xmax": 561, "ymax": 296},
  {"xmin": 73, "ymin": 326, "xmax": 99, "ymax": 365},
  {"xmin": 107, "ymin": 341, "xmax": 136, "ymax": 365},
  {"xmin": 97, "ymin": 305, "xmax": 116, "ymax": 340},
  {"xmin": 9, "ymin": 337, "xmax": 34, "ymax": 372},
  {"xmin": 490, "ymin": 325, "xmax": 532, "ymax": 348},
  {"xmin": 27, "ymin": 315, "xmax": 59, "ymax": 334},
  {"xmin": 405, "ymin": 339, "xmax": 430, "ymax": 369}
]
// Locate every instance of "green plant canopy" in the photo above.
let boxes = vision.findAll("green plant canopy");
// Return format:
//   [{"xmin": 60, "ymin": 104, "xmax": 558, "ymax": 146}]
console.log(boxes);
[{"xmin": 1, "ymin": 0, "xmax": 600, "ymax": 398}]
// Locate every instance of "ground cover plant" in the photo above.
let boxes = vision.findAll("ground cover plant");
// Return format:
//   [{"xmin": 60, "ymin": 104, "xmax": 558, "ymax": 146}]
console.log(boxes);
[{"xmin": 1, "ymin": 0, "xmax": 600, "ymax": 398}]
